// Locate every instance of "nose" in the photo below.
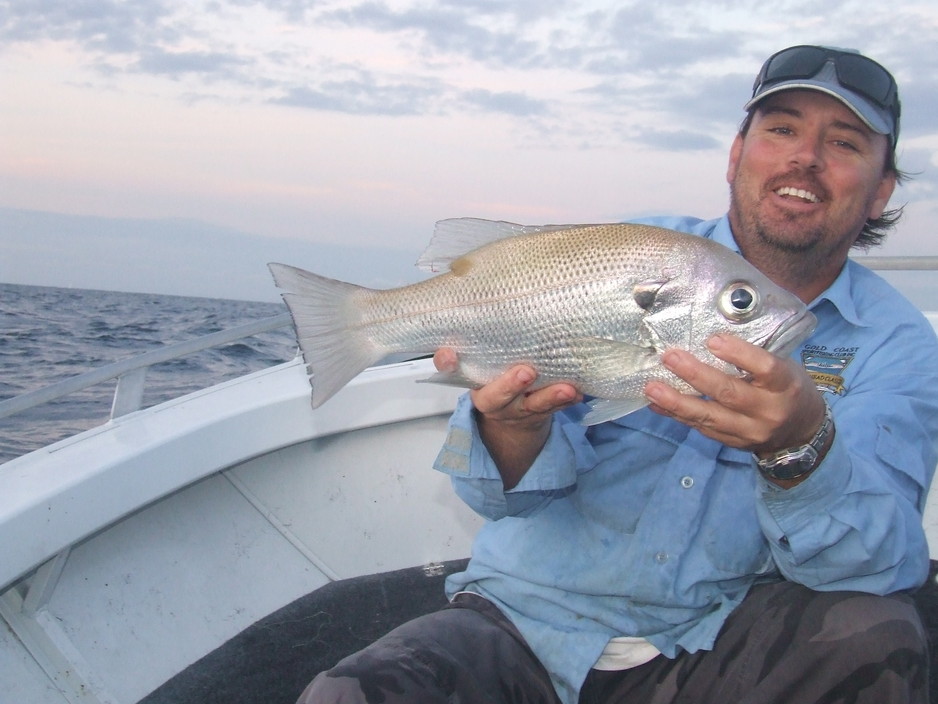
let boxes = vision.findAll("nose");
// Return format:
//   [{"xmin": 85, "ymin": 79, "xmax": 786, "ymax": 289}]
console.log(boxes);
[{"xmin": 788, "ymin": 135, "xmax": 825, "ymax": 171}]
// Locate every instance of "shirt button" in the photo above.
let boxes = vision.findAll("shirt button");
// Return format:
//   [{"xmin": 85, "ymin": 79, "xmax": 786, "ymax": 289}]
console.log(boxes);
[
  {"xmin": 654, "ymin": 551, "xmax": 669, "ymax": 564},
  {"xmin": 680, "ymin": 476, "xmax": 694, "ymax": 489}
]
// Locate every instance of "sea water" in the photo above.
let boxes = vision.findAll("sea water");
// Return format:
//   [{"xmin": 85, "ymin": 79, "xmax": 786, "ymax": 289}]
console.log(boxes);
[
  {"xmin": 0, "ymin": 283, "xmax": 296, "ymax": 463},
  {"xmin": 2, "ymin": 271, "xmax": 936, "ymax": 465}
]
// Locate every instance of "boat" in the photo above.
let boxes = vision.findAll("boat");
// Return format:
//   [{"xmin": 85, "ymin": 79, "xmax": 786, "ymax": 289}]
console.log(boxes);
[{"xmin": 2, "ymin": 258, "xmax": 937, "ymax": 704}]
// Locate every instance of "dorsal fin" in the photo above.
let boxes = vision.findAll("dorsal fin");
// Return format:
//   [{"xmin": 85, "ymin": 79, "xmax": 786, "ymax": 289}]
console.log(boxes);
[{"xmin": 415, "ymin": 218, "xmax": 581, "ymax": 272}]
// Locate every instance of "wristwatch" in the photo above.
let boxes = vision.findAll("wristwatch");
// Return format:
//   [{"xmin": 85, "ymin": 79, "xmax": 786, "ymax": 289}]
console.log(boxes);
[{"xmin": 755, "ymin": 401, "xmax": 834, "ymax": 481}]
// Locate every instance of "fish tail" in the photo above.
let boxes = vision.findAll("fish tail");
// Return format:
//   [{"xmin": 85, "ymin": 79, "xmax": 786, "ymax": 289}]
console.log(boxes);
[{"xmin": 268, "ymin": 263, "xmax": 384, "ymax": 408}]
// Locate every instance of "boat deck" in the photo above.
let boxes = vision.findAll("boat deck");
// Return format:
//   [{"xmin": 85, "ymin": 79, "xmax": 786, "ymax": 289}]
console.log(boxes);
[
  {"xmin": 139, "ymin": 560, "xmax": 467, "ymax": 704},
  {"xmin": 142, "ymin": 559, "xmax": 938, "ymax": 704}
]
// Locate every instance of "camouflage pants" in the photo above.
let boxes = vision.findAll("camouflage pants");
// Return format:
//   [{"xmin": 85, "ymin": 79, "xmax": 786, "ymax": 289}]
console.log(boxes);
[{"xmin": 297, "ymin": 582, "xmax": 929, "ymax": 704}]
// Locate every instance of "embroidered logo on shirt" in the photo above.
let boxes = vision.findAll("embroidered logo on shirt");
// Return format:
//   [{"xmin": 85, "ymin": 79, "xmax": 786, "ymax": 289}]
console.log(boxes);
[{"xmin": 801, "ymin": 345, "xmax": 857, "ymax": 395}]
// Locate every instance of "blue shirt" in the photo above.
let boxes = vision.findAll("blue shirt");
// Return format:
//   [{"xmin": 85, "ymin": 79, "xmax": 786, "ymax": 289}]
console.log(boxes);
[{"xmin": 432, "ymin": 214, "xmax": 938, "ymax": 704}]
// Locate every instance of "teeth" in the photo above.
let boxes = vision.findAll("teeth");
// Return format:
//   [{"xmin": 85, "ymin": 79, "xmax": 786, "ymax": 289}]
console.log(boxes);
[{"xmin": 775, "ymin": 186, "xmax": 820, "ymax": 203}]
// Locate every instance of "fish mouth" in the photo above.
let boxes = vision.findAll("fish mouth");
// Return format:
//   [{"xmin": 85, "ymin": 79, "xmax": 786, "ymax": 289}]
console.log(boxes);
[{"xmin": 763, "ymin": 309, "xmax": 817, "ymax": 357}]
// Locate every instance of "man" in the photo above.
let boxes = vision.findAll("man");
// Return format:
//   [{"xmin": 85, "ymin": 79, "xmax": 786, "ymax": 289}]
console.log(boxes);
[{"xmin": 299, "ymin": 45, "xmax": 938, "ymax": 703}]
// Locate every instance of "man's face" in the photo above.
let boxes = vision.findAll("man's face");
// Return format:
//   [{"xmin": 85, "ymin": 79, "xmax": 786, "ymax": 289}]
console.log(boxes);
[{"xmin": 726, "ymin": 90, "xmax": 896, "ymax": 263}]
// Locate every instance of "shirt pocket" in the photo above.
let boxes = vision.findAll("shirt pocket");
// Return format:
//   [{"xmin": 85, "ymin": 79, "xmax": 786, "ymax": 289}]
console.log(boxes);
[{"xmin": 689, "ymin": 454, "xmax": 774, "ymax": 579}]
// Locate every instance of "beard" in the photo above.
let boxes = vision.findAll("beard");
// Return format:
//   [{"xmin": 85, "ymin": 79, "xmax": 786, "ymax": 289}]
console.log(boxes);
[
  {"xmin": 729, "ymin": 169, "xmax": 841, "ymax": 260},
  {"xmin": 753, "ymin": 213, "xmax": 828, "ymax": 255}
]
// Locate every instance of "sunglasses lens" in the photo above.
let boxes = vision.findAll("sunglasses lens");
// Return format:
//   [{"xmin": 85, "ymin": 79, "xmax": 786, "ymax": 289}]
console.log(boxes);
[
  {"xmin": 759, "ymin": 46, "xmax": 897, "ymax": 112},
  {"xmin": 835, "ymin": 55, "xmax": 895, "ymax": 105},
  {"xmin": 763, "ymin": 46, "xmax": 828, "ymax": 82}
]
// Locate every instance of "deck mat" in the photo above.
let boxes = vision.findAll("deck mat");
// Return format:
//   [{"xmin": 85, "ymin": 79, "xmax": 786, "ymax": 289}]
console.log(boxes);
[{"xmin": 142, "ymin": 559, "xmax": 938, "ymax": 704}]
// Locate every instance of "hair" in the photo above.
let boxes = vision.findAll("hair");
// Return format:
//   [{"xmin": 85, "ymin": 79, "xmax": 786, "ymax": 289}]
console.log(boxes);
[{"xmin": 737, "ymin": 109, "xmax": 908, "ymax": 250}]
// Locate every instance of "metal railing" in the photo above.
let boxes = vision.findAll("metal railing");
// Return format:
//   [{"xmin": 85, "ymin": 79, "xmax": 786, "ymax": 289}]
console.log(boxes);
[
  {"xmin": 852, "ymin": 256, "xmax": 938, "ymax": 270},
  {"xmin": 0, "ymin": 312, "xmax": 293, "ymax": 421}
]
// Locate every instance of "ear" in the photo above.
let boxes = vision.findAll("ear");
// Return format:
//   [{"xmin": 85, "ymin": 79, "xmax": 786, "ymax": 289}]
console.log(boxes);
[
  {"xmin": 868, "ymin": 169, "xmax": 897, "ymax": 220},
  {"xmin": 726, "ymin": 133, "xmax": 744, "ymax": 184}
]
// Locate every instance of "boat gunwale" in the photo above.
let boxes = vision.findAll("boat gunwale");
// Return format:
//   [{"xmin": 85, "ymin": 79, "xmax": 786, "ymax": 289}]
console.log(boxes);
[{"xmin": 0, "ymin": 356, "xmax": 461, "ymax": 593}]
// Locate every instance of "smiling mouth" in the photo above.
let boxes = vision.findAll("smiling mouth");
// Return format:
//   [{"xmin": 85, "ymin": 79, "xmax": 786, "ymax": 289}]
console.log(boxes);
[{"xmin": 775, "ymin": 186, "xmax": 821, "ymax": 203}]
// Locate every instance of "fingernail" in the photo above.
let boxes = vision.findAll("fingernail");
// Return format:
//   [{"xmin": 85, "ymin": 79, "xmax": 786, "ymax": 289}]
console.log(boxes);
[
  {"xmin": 645, "ymin": 383, "xmax": 664, "ymax": 403},
  {"xmin": 517, "ymin": 368, "xmax": 535, "ymax": 385},
  {"xmin": 661, "ymin": 349, "xmax": 680, "ymax": 370},
  {"xmin": 707, "ymin": 334, "xmax": 725, "ymax": 351}
]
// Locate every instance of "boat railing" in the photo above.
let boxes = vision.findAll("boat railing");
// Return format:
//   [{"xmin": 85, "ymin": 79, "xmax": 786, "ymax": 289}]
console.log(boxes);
[
  {"xmin": 851, "ymin": 256, "xmax": 938, "ymax": 270},
  {"xmin": 0, "ymin": 255, "xmax": 936, "ymax": 427},
  {"xmin": 0, "ymin": 312, "xmax": 293, "ymax": 422}
]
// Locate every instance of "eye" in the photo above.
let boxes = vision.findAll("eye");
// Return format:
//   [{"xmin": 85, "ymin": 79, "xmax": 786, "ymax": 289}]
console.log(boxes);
[
  {"xmin": 832, "ymin": 139, "xmax": 859, "ymax": 152},
  {"xmin": 730, "ymin": 287, "xmax": 754, "ymax": 310},
  {"xmin": 719, "ymin": 283, "xmax": 759, "ymax": 321}
]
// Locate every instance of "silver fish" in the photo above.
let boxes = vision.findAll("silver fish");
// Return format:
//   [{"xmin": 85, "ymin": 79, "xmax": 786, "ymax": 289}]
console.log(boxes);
[{"xmin": 269, "ymin": 218, "xmax": 816, "ymax": 425}]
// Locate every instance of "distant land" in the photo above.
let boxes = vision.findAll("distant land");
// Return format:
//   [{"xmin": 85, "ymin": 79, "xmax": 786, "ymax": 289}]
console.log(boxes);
[
  {"xmin": 0, "ymin": 207, "xmax": 428, "ymax": 302},
  {"xmin": 2, "ymin": 207, "xmax": 935, "ymax": 310}
]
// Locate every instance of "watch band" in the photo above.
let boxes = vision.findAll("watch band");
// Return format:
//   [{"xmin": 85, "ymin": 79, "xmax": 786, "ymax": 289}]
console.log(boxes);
[{"xmin": 755, "ymin": 401, "xmax": 834, "ymax": 481}]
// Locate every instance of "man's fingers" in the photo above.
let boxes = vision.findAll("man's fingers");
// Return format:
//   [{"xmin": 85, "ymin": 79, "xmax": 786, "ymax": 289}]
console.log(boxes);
[
  {"xmin": 658, "ymin": 347, "xmax": 752, "ymax": 411},
  {"xmin": 471, "ymin": 366, "xmax": 538, "ymax": 415},
  {"xmin": 522, "ymin": 384, "xmax": 582, "ymax": 414},
  {"xmin": 433, "ymin": 348, "xmax": 459, "ymax": 373},
  {"xmin": 472, "ymin": 367, "xmax": 581, "ymax": 419},
  {"xmin": 703, "ymin": 334, "xmax": 792, "ymax": 392}
]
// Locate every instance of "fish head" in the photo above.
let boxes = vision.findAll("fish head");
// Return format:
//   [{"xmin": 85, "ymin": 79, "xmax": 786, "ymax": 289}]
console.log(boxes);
[
  {"xmin": 639, "ymin": 237, "xmax": 816, "ymax": 368},
  {"xmin": 708, "ymin": 276, "xmax": 817, "ymax": 357}
]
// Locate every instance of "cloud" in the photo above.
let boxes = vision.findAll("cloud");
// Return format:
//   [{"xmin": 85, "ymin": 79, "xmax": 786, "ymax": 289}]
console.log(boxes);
[
  {"xmin": 0, "ymin": 0, "xmax": 175, "ymax": 52},
  {"xmin": 4, "ymin": 0, "xmax": 938, "ymax": 253},
  {"xmin": 132, "ymin": 46, "xmax": 251, "ymax": 79},
  {"xmin": 273, "ymin": 66, "xmax": 445, "ymax": 115},
  {"xmin": 319, "ymin": 1, "xmax": 547, "ymax": 68},
  {"xmin": 461, "ymin": 89, "xmax": 548, "ymax": 117},
  {"xmin": 632, "ymin": 128, "xmax": 722, "ymax": 152}
]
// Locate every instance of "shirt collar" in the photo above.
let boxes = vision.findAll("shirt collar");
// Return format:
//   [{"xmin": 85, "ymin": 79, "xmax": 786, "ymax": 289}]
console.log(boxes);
[
  {"xmin": 811, "ymin": 262, "xmax": 867, "ymax": 327},
  {"xmin": 709, "ymin": 215, "xmax": 742, "ymax": 253}
]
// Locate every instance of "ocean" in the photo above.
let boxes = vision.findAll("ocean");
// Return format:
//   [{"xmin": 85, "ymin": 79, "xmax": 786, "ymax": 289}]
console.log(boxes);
[
  {"xmin": 2, "ymin": 270, "xmax": 936, "ymax": 465},
  {"xmin": 0, "ymin": 283, "xmax": 296, "ymax": 464}
]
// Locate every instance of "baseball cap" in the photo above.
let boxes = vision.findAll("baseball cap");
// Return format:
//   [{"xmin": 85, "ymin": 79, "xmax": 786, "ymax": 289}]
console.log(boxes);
[{"xmin": 745, "ymin": 45, "xmax": 901, "ymax": 146}]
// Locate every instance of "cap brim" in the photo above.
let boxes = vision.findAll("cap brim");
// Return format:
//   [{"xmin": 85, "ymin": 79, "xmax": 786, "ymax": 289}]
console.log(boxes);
[{"xmin": 744, "ymin": 80, "xmax": 893, "ymax": 136}]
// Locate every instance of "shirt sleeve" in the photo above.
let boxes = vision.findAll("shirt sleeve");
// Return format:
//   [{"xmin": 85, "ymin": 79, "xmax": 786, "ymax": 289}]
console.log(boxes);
[
  {"xmin": 433, "ymin": 393, "xmax": 598, "ymax": 520},
  {"xmin": 755, "ymin": 317, "xmax": 938, "ymax": 594}
]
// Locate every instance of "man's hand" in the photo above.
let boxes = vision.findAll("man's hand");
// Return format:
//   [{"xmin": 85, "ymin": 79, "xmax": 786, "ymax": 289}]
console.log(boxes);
[
  {"xmin": 643, "ymin": 334, "xmax": 827, "ymax": 484},
  {"xmin": 433, "ymin": 349, "xmax": 582, "ymax": 489}
]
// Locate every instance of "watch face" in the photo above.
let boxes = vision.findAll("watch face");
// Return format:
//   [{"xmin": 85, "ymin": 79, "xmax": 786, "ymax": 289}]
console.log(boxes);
[
  {"xmin": 758, "ymin": 447, "xmax": 819, "ymax": 480},
  {"xmin": 757, "ymin": 401, "xmax": 833, "ymax": 481}
]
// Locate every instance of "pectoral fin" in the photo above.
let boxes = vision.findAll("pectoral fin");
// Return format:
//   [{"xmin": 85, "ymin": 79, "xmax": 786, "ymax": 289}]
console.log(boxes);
[
  {"xmin": 576, "ymin": 337, "xmax": 659, "ymax": 378},
  {"xmin": 583, "ymin": 397, "xmax": 650, "ymax": 425},
  {"xmin": 418, "ymin": 370, "xmax": 483, "ymax": 389},
  {"xmin": 574, "ymin": 337, "xmax": 659, "ymax": 425}
]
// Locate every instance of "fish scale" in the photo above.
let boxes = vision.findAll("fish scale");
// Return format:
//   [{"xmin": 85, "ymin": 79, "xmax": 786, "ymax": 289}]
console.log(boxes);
[{"xmin": 269, "ymin": 218, "xmax": 815, "ymax": 425}]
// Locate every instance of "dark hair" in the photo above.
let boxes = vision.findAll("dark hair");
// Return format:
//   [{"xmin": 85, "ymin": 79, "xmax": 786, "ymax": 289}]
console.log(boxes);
[{"xmin": 737, "ymin": 110, "xmax": 907, "ymax": 249}]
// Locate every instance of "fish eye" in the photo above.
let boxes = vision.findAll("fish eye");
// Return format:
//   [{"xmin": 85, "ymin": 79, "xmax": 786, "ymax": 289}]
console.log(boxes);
[{"xmin": 719, "ymin": 283, "xmax": 759, "ymax": 321}]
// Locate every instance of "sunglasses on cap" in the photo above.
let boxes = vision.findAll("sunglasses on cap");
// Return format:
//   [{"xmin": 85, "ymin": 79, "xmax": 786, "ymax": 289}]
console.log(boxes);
[{"xmin": 752, "ymin": 45, "xmax": 900, "ymax": 137}]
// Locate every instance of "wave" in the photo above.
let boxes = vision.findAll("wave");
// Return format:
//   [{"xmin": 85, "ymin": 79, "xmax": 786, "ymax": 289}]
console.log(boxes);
[{"xmin": 0, "ymin": 283, "xmax": 295, "ymax": 463}]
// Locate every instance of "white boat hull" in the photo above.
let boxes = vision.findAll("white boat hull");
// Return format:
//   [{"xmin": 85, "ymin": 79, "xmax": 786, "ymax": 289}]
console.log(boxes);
[
  {"xmin": 3, "ymin": 312, "xmax": 938, "ymax": 703},
  {"xmin": 1, "ymin": 358, "xmax": 481, "ymax": 703}
]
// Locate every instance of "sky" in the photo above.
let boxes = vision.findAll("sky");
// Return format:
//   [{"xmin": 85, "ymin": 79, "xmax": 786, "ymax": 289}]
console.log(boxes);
[{"xmin": 2, "ymin": 0, "xmax": 938, "ymax": 302}]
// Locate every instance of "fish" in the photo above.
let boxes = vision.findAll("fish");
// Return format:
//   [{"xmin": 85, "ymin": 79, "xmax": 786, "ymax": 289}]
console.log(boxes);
[{"xmin": 269, "ymin": 218, "xmax": 816, "ymax": 425}]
